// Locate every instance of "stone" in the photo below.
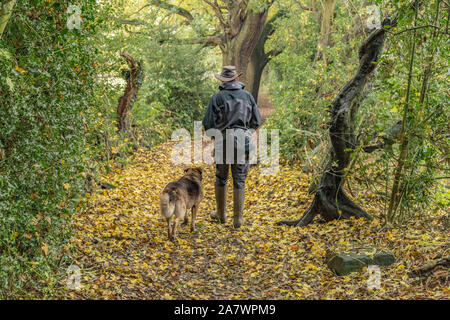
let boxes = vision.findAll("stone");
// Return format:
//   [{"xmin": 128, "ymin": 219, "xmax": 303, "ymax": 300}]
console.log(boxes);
[
  {"xmin": 326, "ymin": 249, "xmax": 395, "ymax": 276},
  {"xmin": 373, "ymin": 251, "xmax": 396, "ymax": 266}
]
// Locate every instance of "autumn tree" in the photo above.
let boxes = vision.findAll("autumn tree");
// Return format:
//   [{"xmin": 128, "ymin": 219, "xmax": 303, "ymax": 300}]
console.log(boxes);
[
  {"xmin": 314, "ymin": 0, "xmax": 337, "ymax": 62},
  {"xmin": 296, "ymin": 0, "xmax": 338, "ymax": 63},
  {"xmin": 121, "ymin": 0, "xmax": 285, "ymax": 100},
  {"xmin": 386, "ymin": 0, "xmax": 449, "ymax": 223}
]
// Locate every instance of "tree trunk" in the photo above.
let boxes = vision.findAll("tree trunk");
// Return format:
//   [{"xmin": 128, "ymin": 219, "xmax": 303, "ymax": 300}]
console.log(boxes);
[
  {"xmin": 314, "ymin": 0, "xmax": 336, "ymax": 63},
  {"xmin": 117, "ymin": 53, "xmax": 143, "ymax": 133},
  {"xmin": 247, "ymin": 10, "xmax": 285, "ymax": 102},
  {"xmin": 0, "ymin": 0, "xmax": 16, "ymax": 37},
  {"xmin": 144, "ymin": 2, "xmax": 274, "ymax": 100},
  {"xmin": 278, "ymin": 26, "xmax": 390, "ymax": 227},
  {"xmin": 221, "ymin": 10, "xmax": 268, "ymax": 97},
  {"xmin": 247, "ymin": 52, "xmax": 266, "ymax": 102}
]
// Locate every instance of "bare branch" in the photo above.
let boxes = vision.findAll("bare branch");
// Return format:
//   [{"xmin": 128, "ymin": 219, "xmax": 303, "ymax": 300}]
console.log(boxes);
[
  {"xmin": 259, "ymin": 10, "xmax": 288, "ymax": 62},
  {"xmin": 133, "ymin": 4, "xmax": 152, "ymax": 15},
  {"xmin": 159, "ymin": 35, "xmax": 222, "ymax": 46},
  {"xmin": 150, "ymin": 0, "xmax": 194, "ymax": 24},
  {"xmin": 117, "ymin": 18, "xmax": 149, "ymax": 26},
  {"xmin": 386, "ymin": 24, "xmax": 449, "ymax": 36},
  {"xmin": 296, "ymin": 0, "xmax": 314, "ymax": 11},
  {"xmin": 123, "ymin": 24, "xmax": 148, "ymax": 35},
  {"xmin": 203, "ymin": 0, "xmax": 228, "ymax": 30},
  {"xmin": 238, "ymin": 0, "xmax": 250, "ymax": 21},
  {"xmin": 265, "ymin": 49, "xmax": 282, "ymax": 59},
  {"xmin": 185, "ymin": 35, "xmax": 222, "ymax": 46}
]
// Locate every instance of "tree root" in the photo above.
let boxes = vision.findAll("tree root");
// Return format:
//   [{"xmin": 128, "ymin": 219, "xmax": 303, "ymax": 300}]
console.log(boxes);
[
  {"xmin": 277, "ymin": 183, "xmax": 372, "ymax": 227},
  {"xmin": 409, "ymin": 256, "xmax": 450, "ymax": 288},
  {"xmin": 410, "ymin": 256, "xmax": 450, "ymax": 278}
]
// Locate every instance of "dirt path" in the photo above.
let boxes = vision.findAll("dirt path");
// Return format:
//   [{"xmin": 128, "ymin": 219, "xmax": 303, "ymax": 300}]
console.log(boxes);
[
  {"xmin": 257, "ymin": 93, "xmax": 275, "ymax": 124},
  {"xmin": 67, "ymin": 144, "xmax": 315, "ymax": 299},
  {"xmin": 62, "ymin": 95, "xmax": 447, "ymax": 300}
]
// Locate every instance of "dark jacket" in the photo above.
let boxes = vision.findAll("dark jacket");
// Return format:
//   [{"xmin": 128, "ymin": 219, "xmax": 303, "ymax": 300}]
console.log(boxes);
[{"xmin": 202, "ymin": 81, "xmax": 261, "ymax": 133}]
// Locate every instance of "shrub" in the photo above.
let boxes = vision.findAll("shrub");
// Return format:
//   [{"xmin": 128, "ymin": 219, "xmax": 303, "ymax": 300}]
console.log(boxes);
[{"xmin": 0, "ymin": 0, "xmax": 106, "ymax": 297}]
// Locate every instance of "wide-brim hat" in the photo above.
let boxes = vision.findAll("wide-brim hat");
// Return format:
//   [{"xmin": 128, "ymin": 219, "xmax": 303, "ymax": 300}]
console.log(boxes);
[{"xmin": 214, "ymin": 65, "xmax": 242, "ymax": 82}]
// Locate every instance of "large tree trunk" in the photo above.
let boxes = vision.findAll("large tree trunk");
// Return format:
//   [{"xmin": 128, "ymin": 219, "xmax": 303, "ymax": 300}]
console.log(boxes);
[
  {"xmin": 221, "ymin": 10, "xmax": 268, "ymax": 97},
  {"xmin": 0, "ymin": 0, "xmax": 16, "ymax": 37},
  {"xmin": 117, "ymin": 53, "xmax": 143, "ymax": 133},
  {"xmin": 142, "ymin": 1, "xmax": 275, "ymax": 99},
  {"xmin": 142, "ymin": 1, "xmax": 274, "ymax": 100},
  {"xmin": 278, "ymin": 26, "xmax": 390, "ymax": 227},
  {"xmin": 314, "ymin": 0, "xmax": 337, "ymax": 63},
  {"xmin": 247, "ymin": 51, "xmax": 266, "ymax": 102},
  {"xmin": 247, "ymin": 10, "xmax": 285, "ymax": 102}
]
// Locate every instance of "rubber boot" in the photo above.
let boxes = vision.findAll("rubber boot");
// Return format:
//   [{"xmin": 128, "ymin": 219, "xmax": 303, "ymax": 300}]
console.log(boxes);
[
  {"xmin": 233, "ymin": 188, "xmax": 244, "ymax": 228},
  {"xmin": 210, "ymin": 185, "xmax": 226, "ymax": 223}
]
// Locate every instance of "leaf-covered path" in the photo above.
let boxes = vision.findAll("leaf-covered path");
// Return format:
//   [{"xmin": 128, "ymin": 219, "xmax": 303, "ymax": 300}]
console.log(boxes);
[{"xmin": 63, "ymin": 140, "xmax": 448, "ymax": 300}]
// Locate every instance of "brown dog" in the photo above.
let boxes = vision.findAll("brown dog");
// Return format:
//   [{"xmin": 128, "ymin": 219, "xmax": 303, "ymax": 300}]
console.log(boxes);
[{"xmin": 160, "ymin": 167, "xmax": 203, "ymax": 241}]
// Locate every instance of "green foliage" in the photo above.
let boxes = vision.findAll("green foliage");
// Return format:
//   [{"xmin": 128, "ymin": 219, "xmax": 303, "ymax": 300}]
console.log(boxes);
[
  {"xmin": 0, "ymin": 0, "xmax": 108, "ymax": 297},
  {"xmin": 134, "ymin": 42, "xmax": 216, "ymax": 143},
  {"xmin": 266, "ymin": 1, "xmax": 362, "ymax": 162},
  {"xmin": 368, "ymin": 0, "xmax": 449, "ymax": 222},
  {"xmin": 101, "ymin": 4, "xmax": 218, "ymax": 145},
  {"xmin": 266, "ymin": 0, "xmax": 448, "ymax": 222}
]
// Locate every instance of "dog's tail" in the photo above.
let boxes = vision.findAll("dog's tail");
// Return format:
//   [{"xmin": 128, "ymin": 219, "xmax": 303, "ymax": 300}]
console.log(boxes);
[{"xmin": 160, "ymin": 190, "xmax": 178, "ymax": 219}]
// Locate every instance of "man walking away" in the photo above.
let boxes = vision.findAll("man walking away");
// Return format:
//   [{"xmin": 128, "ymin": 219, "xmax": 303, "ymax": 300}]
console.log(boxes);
[{"xmin": 202, "ymin": 66, "xmax": 262, "ymax": 228}]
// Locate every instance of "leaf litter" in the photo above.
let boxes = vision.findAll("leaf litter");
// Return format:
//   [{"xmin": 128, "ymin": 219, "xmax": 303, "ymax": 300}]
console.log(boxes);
[{"xmin": 61, "ymin": 142, "xmax": 449, "ymax": 299}]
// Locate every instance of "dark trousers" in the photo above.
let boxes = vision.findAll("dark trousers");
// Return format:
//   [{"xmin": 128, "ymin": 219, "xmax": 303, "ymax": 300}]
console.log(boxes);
[
  {"xmin": 213, "ymin": 134, "xmax": 251, "ymax": 189},
  {"xmin": 215, "ymin": 163, "xmax": 250, "ymax": 189}
]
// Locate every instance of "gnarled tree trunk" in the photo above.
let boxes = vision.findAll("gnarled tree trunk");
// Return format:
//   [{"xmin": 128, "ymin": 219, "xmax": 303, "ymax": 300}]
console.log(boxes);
[
  {"xmin": 278, "ymin": 25, "xmax": 391, "ymax": 227},
  {"xmin": 117, "ymin": 53, "xmax": 143, "ymax": 133}
]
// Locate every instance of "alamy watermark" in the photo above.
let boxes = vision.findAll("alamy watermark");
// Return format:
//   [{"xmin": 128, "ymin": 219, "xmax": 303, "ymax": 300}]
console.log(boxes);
[
  {"xmin": 366, "ymin": 5, "xmax": 381, "ymax": 31},
  {"xmin": 67, "ymin": 5, "xmax": 82, "ymax": 30},
  {"xmin": 170, "ymin": 121, "xmax": 279, "ymax": 175},
  {"xmin": 66, "ymin": 264, "xmax": 81, "ymax": 290},
  {"xmin": 367, "ymin": 265, "xmax": 381, "ymax": 290}
]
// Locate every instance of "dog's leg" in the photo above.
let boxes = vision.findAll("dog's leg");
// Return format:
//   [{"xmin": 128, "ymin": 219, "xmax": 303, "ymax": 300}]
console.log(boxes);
[
  {"xmin": 172, "ymin": 217, "xmax": 184, "ymax": 241},
  {"xmin": 173, "ymin": 200, "xmax": 186, "ymax": 240},
  {"xmin": 182, "ymin": 215, "xmax": 189, "ymax": 226},
  {"xmin": 191, "ymin": 205, "xmax": 198, "ymax": 232},
  {"xmin": 166, "ymin": 218, "xmax": 173, "ymax": 241}
]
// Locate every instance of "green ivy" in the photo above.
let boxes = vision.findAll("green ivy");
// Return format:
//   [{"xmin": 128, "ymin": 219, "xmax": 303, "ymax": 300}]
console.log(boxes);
[{"xmin": 0, "ymin": 0, "xmax": 106, "ymax": 297}]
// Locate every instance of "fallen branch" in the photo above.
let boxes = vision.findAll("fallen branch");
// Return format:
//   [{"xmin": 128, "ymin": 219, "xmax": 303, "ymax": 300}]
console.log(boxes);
[
  {"xmin": 410, "ymin": 256, "xmax": 450, "ymax": 278},
  {"xmin": 386, "ymin": 24, "xmax": 449, "ymax": 36}
]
